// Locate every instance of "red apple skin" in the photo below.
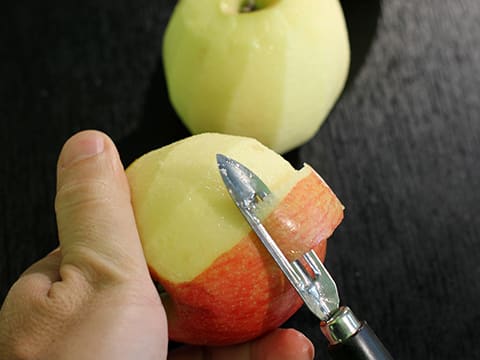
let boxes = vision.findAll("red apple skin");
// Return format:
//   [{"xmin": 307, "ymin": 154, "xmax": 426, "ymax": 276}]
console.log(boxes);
[{"xmin": 151, "ymin": 170, "xmax": 343, "ymax": 346}]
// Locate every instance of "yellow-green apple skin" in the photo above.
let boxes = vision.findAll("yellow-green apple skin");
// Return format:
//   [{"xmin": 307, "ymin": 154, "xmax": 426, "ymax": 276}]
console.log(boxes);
[
  {"xmin": 126, "ymin": 133, "xmax": 344, "ymax": 345},
  {"xmin": 162, "ymin": 0, "xmax": 350, "ymax": 154}
]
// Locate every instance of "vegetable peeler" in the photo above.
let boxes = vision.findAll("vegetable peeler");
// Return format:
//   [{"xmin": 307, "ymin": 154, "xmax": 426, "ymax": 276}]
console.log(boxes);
[{"xmin": 216, "ymin": 154, "xmax": 393, "ymax": 360}]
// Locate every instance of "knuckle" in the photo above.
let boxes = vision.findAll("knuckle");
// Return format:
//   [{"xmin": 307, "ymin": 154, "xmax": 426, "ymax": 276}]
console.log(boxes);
[
  {"xmin": 55, "ymin": 178, "xmax": 113, "ymax": 213},
  {"xmin": 61, "ymin": 246, "xmax": 133, "ymax": 285}
]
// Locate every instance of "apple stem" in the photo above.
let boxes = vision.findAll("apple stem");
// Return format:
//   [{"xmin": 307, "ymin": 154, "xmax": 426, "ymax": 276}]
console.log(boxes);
[{"xmin": 240, "ymin": 0, "xmax": 258, "ymax": 12}]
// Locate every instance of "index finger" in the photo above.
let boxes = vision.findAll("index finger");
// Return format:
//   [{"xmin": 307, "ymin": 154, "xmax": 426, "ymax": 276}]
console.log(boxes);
[{"xmin": 168, "ymin": 328, "xmax": 315, "ymax": 360}]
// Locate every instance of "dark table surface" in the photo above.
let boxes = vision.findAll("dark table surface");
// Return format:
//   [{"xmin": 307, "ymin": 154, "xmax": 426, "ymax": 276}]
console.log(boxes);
[{"xmin": 1, "ymin": 1, "xmax": 479, "ymax": 359}]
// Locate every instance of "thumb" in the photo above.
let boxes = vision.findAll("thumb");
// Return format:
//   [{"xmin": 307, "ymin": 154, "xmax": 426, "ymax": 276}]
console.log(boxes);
[{"xmin": 55, "ymin": 130, "xmax": 149, "ymax": 285}]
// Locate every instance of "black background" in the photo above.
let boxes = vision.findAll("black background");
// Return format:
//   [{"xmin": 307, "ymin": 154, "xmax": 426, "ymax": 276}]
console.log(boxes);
[{"xmin": 1, "ymin": 1, "xmax": 479, "ymax": 359}]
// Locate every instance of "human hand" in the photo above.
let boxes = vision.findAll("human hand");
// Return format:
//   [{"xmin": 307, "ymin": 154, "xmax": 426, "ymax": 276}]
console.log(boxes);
[{"xmin": 0, "ymin": 130, "xmax": 315, "ymax": 360}]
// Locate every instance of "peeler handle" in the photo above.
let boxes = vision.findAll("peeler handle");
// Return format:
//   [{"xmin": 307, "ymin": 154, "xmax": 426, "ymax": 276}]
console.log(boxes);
[
  {"xmin": 321, "ymin": 306, "xmax": 393, "ymax": 360},
  {"xmin": 327, "ymin": 322, "xmax": 393, "ymax": 360}
]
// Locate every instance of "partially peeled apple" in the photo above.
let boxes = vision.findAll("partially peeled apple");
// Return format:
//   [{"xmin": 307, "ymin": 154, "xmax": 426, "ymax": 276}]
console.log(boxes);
[
  {"xmin": 162, "ymin": 0, "xmax": 350, "ymax": 154},
  {"xmin": 126, "ymin": 133, "xmax": 344, "ymax": 345}
]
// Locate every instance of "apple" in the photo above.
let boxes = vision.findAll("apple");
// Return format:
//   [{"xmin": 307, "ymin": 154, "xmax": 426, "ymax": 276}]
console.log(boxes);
[
  {"xmin": 126, "ymin": 133, "xmax": 344, "ymax": 345},
  {"xmin": 162, "ymin": 0, "xmax": 350, "ymax": 154}
]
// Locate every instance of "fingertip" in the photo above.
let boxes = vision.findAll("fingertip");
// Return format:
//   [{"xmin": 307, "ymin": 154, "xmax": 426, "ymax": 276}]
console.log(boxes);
[
  {"xmin": 168, "ymin": 329, "xmax": 314, "ymax": 360},
  {"xmin": 252, "ymin": 328, "xmax": 315, "ymax": 360},
  {"xmin": 56, "ymin": 129, "xmax": 127, "ymax": 195},
  {"xmin": 58, "ymin": 130, "xmax": 108, "ymax": 169},
  {"xmin": 57, "ymin": 130, "xmax": 126, "ymax": 194}
]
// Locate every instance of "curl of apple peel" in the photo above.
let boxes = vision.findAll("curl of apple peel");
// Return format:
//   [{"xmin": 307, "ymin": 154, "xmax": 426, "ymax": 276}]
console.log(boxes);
[{"xmin": 126, "ymin": 133, "xmax": 344, "ymax": 345}]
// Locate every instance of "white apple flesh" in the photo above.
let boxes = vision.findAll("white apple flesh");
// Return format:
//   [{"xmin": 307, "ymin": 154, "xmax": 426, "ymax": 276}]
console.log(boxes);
[
  {"xmin": 126, "ymin": 133, "xmax": 344, "ymax": 345},
  {"xmin": 163, "ymin": 0, "xmax": 350, "ymax": 153}
]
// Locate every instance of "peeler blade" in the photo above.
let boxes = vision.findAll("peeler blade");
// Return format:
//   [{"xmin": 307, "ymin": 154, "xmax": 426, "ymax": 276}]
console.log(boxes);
[
  {"xmin": 216, "ymin": 154, "xmax": 339, "ymax": 321},
  {"xmin": 216, "ymin": 154, "xmax": 271, "ymax": 213},
  {"xmin": 216, "ymin": 154, "xmax": 394, "ymax": 359}
]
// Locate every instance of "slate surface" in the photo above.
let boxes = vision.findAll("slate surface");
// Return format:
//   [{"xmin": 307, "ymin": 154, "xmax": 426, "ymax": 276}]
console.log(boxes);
[{"xmin": 1, "ymin": 1, "xmax": 479, "ymax": 359}]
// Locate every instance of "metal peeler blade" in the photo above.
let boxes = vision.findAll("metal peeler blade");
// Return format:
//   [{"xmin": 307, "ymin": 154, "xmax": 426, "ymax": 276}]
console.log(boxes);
[
  {"xmin": 216, "ymin": 153, "xmax": 339, "ymax": 321},
  {"xmin": 216, "ymin": 154, "xmax": 394, "ymax": 360}
]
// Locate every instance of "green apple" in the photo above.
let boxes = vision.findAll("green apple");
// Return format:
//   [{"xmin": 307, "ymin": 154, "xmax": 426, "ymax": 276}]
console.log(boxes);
[
  {"xmin": 126, "ymin": 133, "xmax": 344, "ymax": 345},
  {"xmin": 162, "ymin": 0, "xmax": 350, "ymax": 154}
]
